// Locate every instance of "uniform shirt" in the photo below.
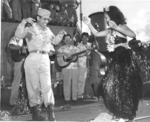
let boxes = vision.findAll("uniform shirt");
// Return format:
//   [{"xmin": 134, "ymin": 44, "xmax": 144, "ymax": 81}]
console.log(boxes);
[
  {"xmin": 58, "ymin": 45, "xmax": 79, "ymax": 69},
  {"xmin": 15, "ymin": 21, "xmax": 61, "ymax": 52},
  {"xmin": 77, "ymin": 42, "xmax": 91, "ymax": 68}
]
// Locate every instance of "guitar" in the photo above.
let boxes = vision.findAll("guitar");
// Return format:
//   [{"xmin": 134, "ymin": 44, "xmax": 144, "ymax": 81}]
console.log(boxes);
[
  {"xmin": 8, "ymin": 39, "xmax": 29, "ymax": 62},
  {"xmin": 7, "ymin": 38, "xmax": 29, "ymax": 62},
  {"xmin": 10, "ymin": 46, "xmax": 29, "ymax": 62},
  {"xmin": 56, "ymin": 49, "xmax": 91, "ymax": 68}
]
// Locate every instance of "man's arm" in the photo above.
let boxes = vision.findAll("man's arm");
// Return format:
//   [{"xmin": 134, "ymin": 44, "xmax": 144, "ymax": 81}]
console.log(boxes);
[
  {"xmin": 8, "ymin": 44, "xmax": 22, "ymax": 50},
  {"xmin": 15, "ymin": 19, "xmax": 28, "ymax": 39},
  {"xmin": 15, "ymin": 18, "xmax": 35, "ymax": 39}
]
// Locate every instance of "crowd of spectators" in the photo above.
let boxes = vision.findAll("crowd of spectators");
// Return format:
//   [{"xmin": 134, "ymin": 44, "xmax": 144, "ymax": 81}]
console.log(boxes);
[{"xmin": 1, "ymin": 0, "xmax": 78, "ymax": 27}]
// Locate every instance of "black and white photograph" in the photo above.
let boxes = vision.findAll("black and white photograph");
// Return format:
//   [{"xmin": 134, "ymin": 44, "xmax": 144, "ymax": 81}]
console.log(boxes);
[{"xmin": 0, "ymin": 0, "xmax": 150, "ymax": 121}]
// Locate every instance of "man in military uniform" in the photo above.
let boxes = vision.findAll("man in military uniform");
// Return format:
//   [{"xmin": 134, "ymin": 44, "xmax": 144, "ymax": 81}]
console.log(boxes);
[{"xmin": 15, "ymin": 8, "xmax": 64, "ymax": 121}]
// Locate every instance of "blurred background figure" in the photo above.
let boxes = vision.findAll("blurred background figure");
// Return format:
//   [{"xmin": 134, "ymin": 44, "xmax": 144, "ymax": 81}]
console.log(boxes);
[
  {"xmin": 1, "ymin": 0, "xmax": 13, "ymax": 21},
  {"xmin": 20, "ymin": 0, "xmax": 32, "ymax": 19},
  {"xmin": 1, "ymin": 0, "xmax": 79, "ymax": 26},
  {"xmin": 54, "ymin": 5, "xmax": 62, "ymax": 25},
  {"xmin": 48, "ymin": 4, "xmax": 56, "ymax": 25},
  {"xmin": 65, "ymin": 2, "xmax": 78, "ymax": 27},
  {"xmin": 58, "ymin": 6, "xmax": 68, "ymax": 26},
  {"xmin": 31, "ymin": 0, "xmax": 41, "ymax": 19},
  {"xmin": 10, "ymin": 0, "xmax": 22, "ymax": 22}
]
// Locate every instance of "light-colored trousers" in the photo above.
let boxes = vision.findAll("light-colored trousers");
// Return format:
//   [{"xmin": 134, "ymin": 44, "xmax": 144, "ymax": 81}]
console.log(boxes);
[
  {"xmin": 24, "ymin": 53, "xmax": 54, "ymax": 107},
  {"xmin": 78, "ymin": 67, "xmax": 87, "ymax": 96},
  {"xmin": 9, "ymin": 59, "xmax": 24, "ymax": 105},
  {"xmin": 62, "ymin": 68, "xmax": 79, "ymax": 101}
]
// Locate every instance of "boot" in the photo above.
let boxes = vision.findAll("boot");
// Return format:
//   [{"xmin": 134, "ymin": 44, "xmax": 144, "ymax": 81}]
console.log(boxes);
[
  {"xmin": 30, "ymin": 105, "xmax": 48, "ymax": 121},
  {"xmin": 47, "ymin": 104, "xmax": 55, "ymax": 121}
]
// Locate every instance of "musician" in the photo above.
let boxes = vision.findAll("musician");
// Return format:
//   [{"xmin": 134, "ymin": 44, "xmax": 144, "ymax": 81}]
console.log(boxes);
[
  {"xmin": 8, "ymin": 36, "xmax": 28, "ymax": 107},
  {"xmin": 57, "ymin": 34, "xmax": 80, "ymax": 107},
  {"xmin": 77, "ymin": 32, "xmax": 91, "ymax": 99},
  {"xmin": 14, "ymin": 8, "xmax": 64, "ymax": 121}
]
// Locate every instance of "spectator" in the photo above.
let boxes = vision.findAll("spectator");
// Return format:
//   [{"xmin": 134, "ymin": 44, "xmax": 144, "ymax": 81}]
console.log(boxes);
[
  {"xmin": 10, "ymin": 0, "xmax": 22, "ymax": 22},
  {"xmin": 60, "ymin": 6, "xmax": 69, "ymax": 26},
  {"xmin": 20, "ymin": 0, "xmax": 32, "ymax": 19},
  {"xmin": 31, "ymin": 0, "xmax": 41, "ymax": 19},
  {"xmin": 65, "ymin": 3, "xmax": 78, "ymax": 27},
  {"xmin": 48, "ymin": 4, "xmax": 56, "ymax": 25},
  {"xmin": 1, "ymin": 0, "xmax": 12, "ymax": 21},
  {"xmin": 54, "ymin": 5, "xmax": 61, "ymax": 25}
]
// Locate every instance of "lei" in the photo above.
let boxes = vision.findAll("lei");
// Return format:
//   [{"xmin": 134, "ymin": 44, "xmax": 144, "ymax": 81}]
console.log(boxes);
[
  {"xmin": 32, "ymin": 23, "xmax": 53, "ymax": 48},
  {"xmin": 106, "ymin": 31, "xmax": 116, "ymax": 52}
]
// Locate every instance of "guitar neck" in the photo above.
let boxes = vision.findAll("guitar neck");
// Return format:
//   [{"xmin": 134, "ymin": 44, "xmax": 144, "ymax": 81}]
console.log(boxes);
[
  {"xmin": 74, "ymin": 51, "xmax": 85, "ymax": 56},
  {"xmin": 71, "ymin": 47, "xmax": 95, "ymax": 57}
]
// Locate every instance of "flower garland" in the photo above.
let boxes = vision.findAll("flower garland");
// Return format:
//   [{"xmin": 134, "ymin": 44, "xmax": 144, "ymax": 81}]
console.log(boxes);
[
  {"xmin": 106, "ymin": 32, "xmax": 116, "ymax": 52},
  {"xmin": 33, "ymin": 24, "xmax": 50, "ymax": 45},
  {"xmin": 31, "ymin": 23, "xmax": 55, "ymax": 50}
]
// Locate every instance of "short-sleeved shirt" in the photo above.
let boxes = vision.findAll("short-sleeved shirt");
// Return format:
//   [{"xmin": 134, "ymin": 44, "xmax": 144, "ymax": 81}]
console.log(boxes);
[
  {"xmin": 9, "ymin": 36, "xmax": 23, "ymax": 46},
  {"xmin": 58, "ymin": 45, "xmax": 79, "ymax": 69},
  {"xmin": 8, "ymin": 37, "xmax": 26, "ymax": 62},
  {"xmin": 77, "ymin": 42, "xmax": 91, "ymax": 68}
]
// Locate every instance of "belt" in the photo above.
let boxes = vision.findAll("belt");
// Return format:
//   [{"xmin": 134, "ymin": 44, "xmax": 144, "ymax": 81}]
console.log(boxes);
[{"xmin": 30, "ymin": 50, "xmax": 49, "ymax": 54}]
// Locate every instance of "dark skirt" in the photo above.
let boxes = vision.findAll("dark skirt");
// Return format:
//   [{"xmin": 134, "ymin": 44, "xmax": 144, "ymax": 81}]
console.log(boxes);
[{"xmin": 102, "ymin": 46, "xmax": 143, "ymax": 120}]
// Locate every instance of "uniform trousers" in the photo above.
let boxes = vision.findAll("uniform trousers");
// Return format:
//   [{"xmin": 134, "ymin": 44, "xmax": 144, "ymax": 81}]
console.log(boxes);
[{"xmin": 24, "ymin": 53, "xmax": 54, "ymax": 107}]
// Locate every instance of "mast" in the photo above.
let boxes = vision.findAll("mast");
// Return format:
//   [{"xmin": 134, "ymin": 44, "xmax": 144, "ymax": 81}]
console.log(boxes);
[{"xmin": 80, "ymin": 0, "xmax": 82, "ymax": 32}]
